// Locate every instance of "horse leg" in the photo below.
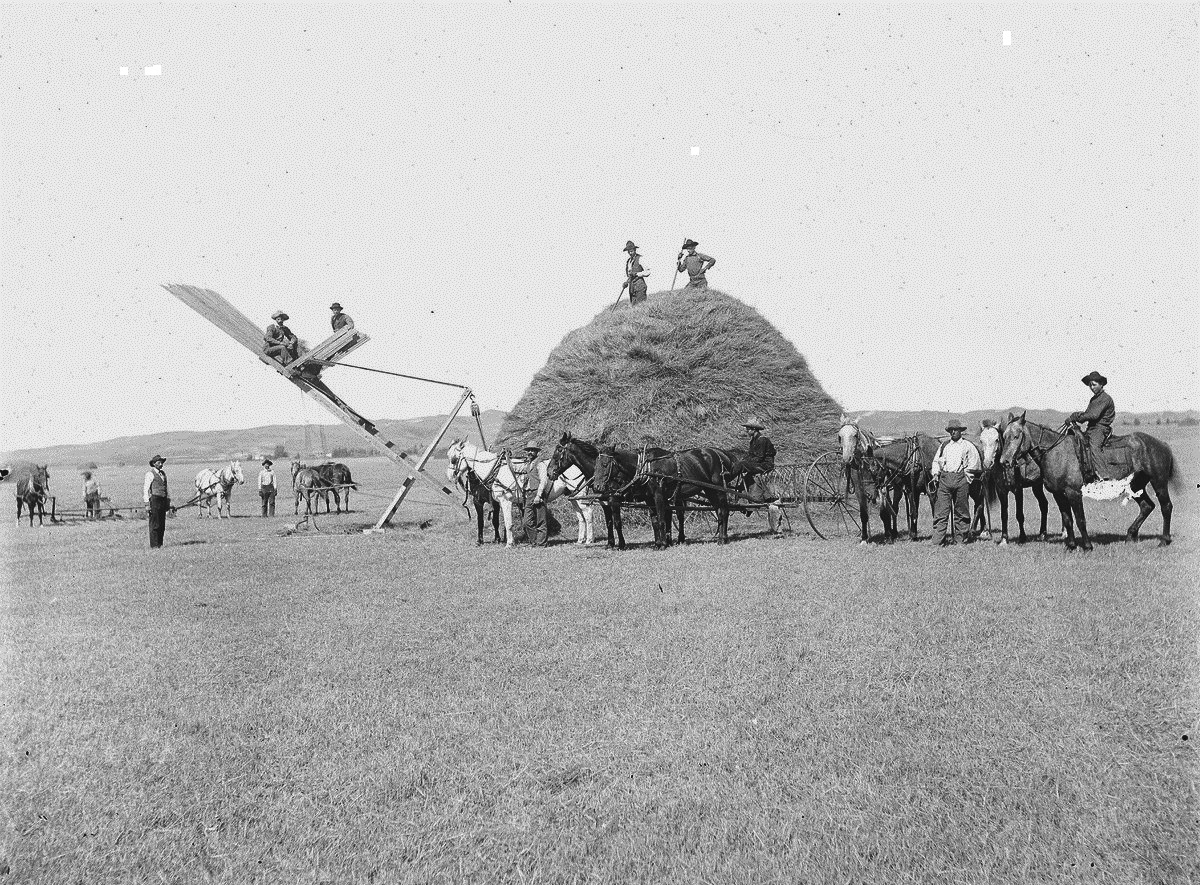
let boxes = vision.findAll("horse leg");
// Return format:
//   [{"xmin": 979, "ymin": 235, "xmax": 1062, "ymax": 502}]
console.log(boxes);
[
  {"xmin": 500, "ymin": 497, "xmax": 515, "ymax": 547},
  {"xmin": 674, "ymin": 492, "xmax": 687, "ymax": 546},
  {"xmin": 16, "ymin": 497, "xmax": 23, "ymax": 525},
  {"xmin": 1124, "ymin": 472, "xmax": 1154, "ymax": 542},
  {"xmin": 474, "ymin": 499, "xmax": 485, "ymax": 545},
  {"xmin": 858, "ymin": 488, "xmax": 870, "ymax": 546},
  {"xmin": 1154, "ymin": 478, "xmax": 1173, "ymax": 546},
  {"xmin": 491, "ymin": 500, "xmax": 502, "ymax": 543},
  {"xmin": 1051, "ymin": 489, "xmax": 1077, "ymax": 551},
  {"xmin": 613, "ymin": 498, "xmax": 628, "ymax": 550},
  {"xmin": 600, "ymin": 500, "xmax": 616, "ymax": 548},
  {"xmin": 998, "ymin": 486, "xmax": 1010, "ymax": 546},
  {"xmin": 1069, "ymin": 490, "xmax": 1092, "ymax": 552}
]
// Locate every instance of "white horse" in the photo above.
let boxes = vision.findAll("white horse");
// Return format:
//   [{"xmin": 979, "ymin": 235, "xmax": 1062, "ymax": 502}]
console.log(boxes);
[
  {"xmin": 194, "ymin": 461, "xmax": 246, "ymax": 518},
  {"xmin": 446, "ymin": 440, "xmax": 596, "ymax": 547}
]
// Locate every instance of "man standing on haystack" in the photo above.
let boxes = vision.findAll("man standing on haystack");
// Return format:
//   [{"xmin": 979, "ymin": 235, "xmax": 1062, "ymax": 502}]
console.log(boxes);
[
  {"xmin": 621, "ymin": 241, "xmax": 651, "ymax": 306},
  {"xmin": 677, "ymin": 239, "xmax": 716, "ymax": 290},
  {"xmin": 516, "ymin": 443, "xmax": 549, "ymax": 547},
  {"xmin": 930, "ymin": 419, "xmax": 980, "ymax": 547}
]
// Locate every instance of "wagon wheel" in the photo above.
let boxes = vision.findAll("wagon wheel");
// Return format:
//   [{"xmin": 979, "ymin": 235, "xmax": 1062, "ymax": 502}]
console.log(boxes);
[{"xmin": 803, "ymin": 451, "xmax": 859, "ymax": 540}]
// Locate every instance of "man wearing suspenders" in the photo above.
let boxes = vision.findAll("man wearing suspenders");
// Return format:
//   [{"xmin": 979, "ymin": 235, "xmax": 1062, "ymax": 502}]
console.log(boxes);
[
  {"xmin": 143, "ymin": 455, "xmax": 171, "ymax": 549},
  {"xmin": 930, "ymin": 420, "xmax": 980, "ymax": 546}
]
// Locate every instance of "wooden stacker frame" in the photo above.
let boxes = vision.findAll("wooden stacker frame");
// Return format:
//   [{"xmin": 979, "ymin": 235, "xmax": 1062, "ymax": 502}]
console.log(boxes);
[{"xmin": 163, "ymin": 284, "xmax": 487, "ymax": 532}]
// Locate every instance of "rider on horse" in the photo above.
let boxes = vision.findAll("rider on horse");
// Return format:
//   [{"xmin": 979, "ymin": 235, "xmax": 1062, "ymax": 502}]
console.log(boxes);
[{"xmin": 1070, "ymin": 371, "xmax": 1115, "ymax": 484}]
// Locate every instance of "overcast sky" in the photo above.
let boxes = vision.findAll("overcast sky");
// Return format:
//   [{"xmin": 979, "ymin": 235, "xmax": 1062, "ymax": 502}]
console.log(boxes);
[{"xmin": 2, "ymin": 3, "xmax": 1196, "ymax": 452}]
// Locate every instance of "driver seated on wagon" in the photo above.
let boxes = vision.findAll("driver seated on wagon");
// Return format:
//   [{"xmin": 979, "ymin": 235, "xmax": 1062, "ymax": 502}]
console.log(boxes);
[{"xmin": 736, "ymin": 417, "xmax": 777, "ymax": 504}]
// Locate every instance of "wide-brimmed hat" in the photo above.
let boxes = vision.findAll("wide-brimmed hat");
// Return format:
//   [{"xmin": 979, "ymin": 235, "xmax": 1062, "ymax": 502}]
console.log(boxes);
[
  {"xmin": 271, "ymin": 310, "xmax": 288, "ymax": 321},
  {"xmin": 261, "ymin": 459, "xmax": 273, "ymax": 467},
  {"xmin": 624, "ymin": 240, "xmax": 638, "ymax": 253},
  {"xmin": 682, "ymin": 238, "xmax": 699, "ymax": 249},
  {"xmin": 330, "ymin": 302, "xmax": 342, "ymax": 310},
  {"xmin": 523, "ymin": 442, "xmax": 541, "ymax": 453},
  {"xmin": 1081, "ymin": 371, "xmax": 1108, "ymax": 386},
  {"xmin": 149, "ymin": 454, "xmax": 166, "ymax": 466},
  {"xmin": 742, "ymin": 416, "xmax": 765, "ymax": 431},
  {"xmin": 945, "ymin": 419, "xmax": 967, "ymax": 432}
]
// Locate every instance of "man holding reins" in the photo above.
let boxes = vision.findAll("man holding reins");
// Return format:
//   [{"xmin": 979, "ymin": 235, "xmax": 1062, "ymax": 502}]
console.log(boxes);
[{"xmin": 1070, "ymin": 371, "xmax": 1115, "ymax": 484}]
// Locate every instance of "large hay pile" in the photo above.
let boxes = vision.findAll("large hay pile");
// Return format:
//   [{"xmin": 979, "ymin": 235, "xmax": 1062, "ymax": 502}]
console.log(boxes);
[{"xmin": 497, "ymin": 289, "xmax": 843, "ymax": 466}]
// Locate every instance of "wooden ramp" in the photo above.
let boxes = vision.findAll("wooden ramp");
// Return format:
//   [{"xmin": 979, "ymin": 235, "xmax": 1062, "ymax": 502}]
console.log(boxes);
[{"xmin": 162, "ymin": 284, "xmax": 458, "ymax": 510}]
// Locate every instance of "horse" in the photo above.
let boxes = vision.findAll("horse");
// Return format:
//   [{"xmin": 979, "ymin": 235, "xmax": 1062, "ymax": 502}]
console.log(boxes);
[
  {"xmin": 315, "ymin": 462, "xmax": 356, "ymax": 514},
  {"xmin": 976, "ymin": 419, "xmax": 1051, "ymax": 545},
  {"xmin": 448, "ymin": 462, "xmax": 503, "ymax": 545},
  {"xmin": 445, "ymin": 440, "xmax": 527, "ymax": 548},
  {"xmin": 637, "ymin": 446, "xmax": 743, "ymax": 546},
  {"xmin": 290, "ymin": 459, "xmax": 324, "ymax": 515},
  {"xmin": 194, "ymin": 461, "xmax": 246, "ymax": 518},
  {"xmin": 838, "ymin": 416, "xmax": 937, "ymax": 543},
  {"xmin": 1000, "ymin": 411, "xmax": 1176, "ymax": 550},
  {"xmin": 15, "ymin": 465, "xmax": 49, "ymax": 526},
  {"xmin": 544, "ymin": 432, "xmax": 667, "ymax": 549},
  {"xmin": 534, "ymin": 459, "xmax": 596, "ymax": 545}
]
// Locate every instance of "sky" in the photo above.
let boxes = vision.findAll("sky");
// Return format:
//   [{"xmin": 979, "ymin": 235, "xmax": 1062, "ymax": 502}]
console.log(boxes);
[{"xmin": 2, "ymin": 3, "xmax": 1196, "ymax": 452}]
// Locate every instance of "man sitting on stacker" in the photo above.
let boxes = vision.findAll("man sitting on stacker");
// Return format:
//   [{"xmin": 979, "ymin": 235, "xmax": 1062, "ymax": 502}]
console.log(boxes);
[{"xmin": 263, "ymin": 311, "xmax": 299, "ymax": 366}]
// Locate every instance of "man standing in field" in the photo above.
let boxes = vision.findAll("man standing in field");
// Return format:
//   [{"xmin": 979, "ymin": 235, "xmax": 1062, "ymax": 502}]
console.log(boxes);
[
  {"xmin": 517, "ymin": 442, "xmax": 549, "ymax": 547},
  {"xmin": 82, "ymin": 471, "xmax": 101, "ymax": 520},
  {"xmin": 330, "ymin": 302, "xmax": 355, "ymax": 331},
  {"xmin": 1070, "ymin": 371, "xmax": 1115, "ymax": 483},
  {"xmin": 621, "ymin": 241, "xmax": 650, "ymax": 306},
  {"xmin": 930, "ymin": 420, "xmax": 980, "ymax": 546},
  {"xmin": 143, "ymin": 455, "xmax": 170, "ymax": 549},
  {"xmin": 676, "ymin": 239, "xmax": 716, "ymax": 290},
  {"xmin": 258, "ymin": 459, "xmax": 278, "ymax": 517}
]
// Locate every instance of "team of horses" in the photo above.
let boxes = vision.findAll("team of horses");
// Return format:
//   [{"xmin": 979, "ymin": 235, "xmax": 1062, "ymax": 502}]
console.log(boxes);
[
  {"xmin": 447, "ymin": 434, "xmax": 782, "ymax": 550},
  {"xmin": 446, "ymin": 413, "xmax": 1177, "ymax": 552},
  {"xmin": 838, "ymin": 412, "xmax": 1176, "ymax": 551},
  {"xmin": 289, "ymin": 460, "xmax": 357, "ymax": 516}
]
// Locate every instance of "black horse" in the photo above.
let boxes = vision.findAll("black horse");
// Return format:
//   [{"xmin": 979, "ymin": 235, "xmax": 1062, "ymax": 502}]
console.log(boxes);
[
  {"xmin": 545, "ymin": 432, "xmax": 667, "ymax": 549},
  {"xmin": 839, "ymin": 418, "xmax": 938, "ymax": 543},
  {"xmin": 458, "ymin": 467, "xmax": 502, "ymax": 545},
  {"xmin": 315, "ymin": 462, "xmax": 357, "ymax": 514},
  {"xmin": 638, "ymin": 446, "xmax": 742, "ymax": 547},
  {"xmin": 15, "ymin": 465, "xmax": 49, "ymax": 527}
]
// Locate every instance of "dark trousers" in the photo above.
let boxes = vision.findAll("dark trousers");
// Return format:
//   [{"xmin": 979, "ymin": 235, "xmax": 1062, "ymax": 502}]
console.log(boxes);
[
  {"xmin": 148, "ymin": 496, "xmax": 169, "ymax": 548},
  {"xmin": 260, "ymin": 490, "xmax": 277, "ymax": 516},
  {"xmin": 85, "ymin": 493, "xmax": 101, "ymax": 519},
  {"xmin": 932, "ymin": 472, "xmax": 971, "ymax": 544},
  {"xmin": 523, "ymin": 494, "xmax": 548, "ymax": 547}
]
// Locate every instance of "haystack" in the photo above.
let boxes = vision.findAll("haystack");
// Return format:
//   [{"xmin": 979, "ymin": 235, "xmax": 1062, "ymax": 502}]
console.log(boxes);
[{"xmin": 497, "ymin": 289, "xmax": 843, "ymax": 466}]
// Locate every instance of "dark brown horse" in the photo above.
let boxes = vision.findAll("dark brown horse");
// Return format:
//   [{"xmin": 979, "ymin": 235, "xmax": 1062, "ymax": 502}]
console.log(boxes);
[
  {"xmin": 15, "ymin": 465, "xmax": 50, "ymax": 526},
  {"xmin": 977, "ymin": 420, "xmax": 1052, "ymax": 544},
  {"xmin": 638, "ymin": 447, "xmax": 742, "ymax": 547},
  {"xmin": 1000, "ymin": 412, "xmax": 1176, "ymax": 550},
  {"xmin": 545, "ymin": 432, "xmax": 667, "ymax": 549},
  {"xmin": 449, "ymin": 460, "xmax": 502, "ymax": 545},
  {"xmin": 315, "ymin": 462, "xmax": 357, "ymax": 514}
]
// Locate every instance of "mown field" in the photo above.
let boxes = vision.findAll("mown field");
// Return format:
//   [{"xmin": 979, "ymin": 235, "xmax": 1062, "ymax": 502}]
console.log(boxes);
[{"xmin": 2, "ymin": 433, "xmax": 1198, "ymax": 883}]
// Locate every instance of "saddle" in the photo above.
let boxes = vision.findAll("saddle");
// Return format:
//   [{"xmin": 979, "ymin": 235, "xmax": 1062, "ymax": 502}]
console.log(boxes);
[{"xmin": 1070, "ymin": 427, "xmax": 1131, "ymax": 483}]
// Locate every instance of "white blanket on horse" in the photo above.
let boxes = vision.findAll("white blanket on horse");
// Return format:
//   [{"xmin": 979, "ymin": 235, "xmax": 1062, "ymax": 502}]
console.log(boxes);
[{"xmin": 1082, "ymin": 474, "xmax": 1142, "ymax": 504}]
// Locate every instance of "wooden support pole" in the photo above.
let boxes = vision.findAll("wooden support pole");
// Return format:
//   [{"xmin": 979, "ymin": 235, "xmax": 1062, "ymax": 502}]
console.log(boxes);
[{"xmin": 371, "ymin": 387, "xmax": 473, "ymax": 531}]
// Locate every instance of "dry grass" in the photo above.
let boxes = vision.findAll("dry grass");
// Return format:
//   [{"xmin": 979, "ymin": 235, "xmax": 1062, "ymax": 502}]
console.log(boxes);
[
  {"xmin": 2, "ymin": 448, "xmax": 1198, "ymax": 884},
  {"xmin": 497, "ymin": 289, "xmax": 843, "ymax": 466}
]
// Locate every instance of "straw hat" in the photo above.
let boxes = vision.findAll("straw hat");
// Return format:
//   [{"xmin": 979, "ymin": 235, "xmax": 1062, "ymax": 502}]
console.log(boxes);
[
  {"xmin": 742, "ymin": 416, "xmax": 765, "ymax": 431},
  {"xmin": 271, "ymin": 310, "xmax": 288, "ymax": 321},
  {"xmin": 945, "ymin": 419, "xmax": 967, "ymax": 432}
]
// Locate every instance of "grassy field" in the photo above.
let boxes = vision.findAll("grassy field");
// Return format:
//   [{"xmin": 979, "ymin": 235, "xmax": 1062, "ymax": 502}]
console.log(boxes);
[{"xmin": 2, "ymin": 433, "xmax": 1198, "ymax": 883}]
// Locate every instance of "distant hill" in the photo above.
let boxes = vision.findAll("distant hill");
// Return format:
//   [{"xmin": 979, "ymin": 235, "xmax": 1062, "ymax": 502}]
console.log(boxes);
[
  {"xmin": 1, "ymin": 411, "xmax": 508, "ymax": 468},
  {"xmin": 2, "ymin": 407, "xmax": 1194, "ymax": 469}
]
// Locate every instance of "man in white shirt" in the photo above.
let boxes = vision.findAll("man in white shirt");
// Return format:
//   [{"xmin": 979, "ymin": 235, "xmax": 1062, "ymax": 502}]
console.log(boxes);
[
  {"xmin": 258, "ymin": 459, "xmax": 278, "ymax": 517},
  {"xmin": 930, "ymin": 419, "xmax": 981, "ymax": 546}
]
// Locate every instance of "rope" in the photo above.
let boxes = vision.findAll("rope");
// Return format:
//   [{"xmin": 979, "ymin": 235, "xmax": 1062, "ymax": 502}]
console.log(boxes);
[{"xmin": 310, "ymin": 360, "xmax": 468, "ymax": 390}]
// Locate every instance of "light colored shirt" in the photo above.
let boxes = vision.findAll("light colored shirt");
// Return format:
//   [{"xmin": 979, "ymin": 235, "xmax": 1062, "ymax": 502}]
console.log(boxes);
[
  {"xmin": 258, "ymin": 468, "xmax": 276, "ymax": 490},
  {"xmin": 932, "ymin": 438, "xmax": 981, "ymax": 477},
  {"xmin": 143, "ymin": 468, "xmax": 168, "ymax": 502},
  {"xmin": 83, "ymin": 478, "xmax": 100, "ymax": 497},
  {"xmin": 677, "ymin": 251, "xmax": 715, "ymax": 286}
]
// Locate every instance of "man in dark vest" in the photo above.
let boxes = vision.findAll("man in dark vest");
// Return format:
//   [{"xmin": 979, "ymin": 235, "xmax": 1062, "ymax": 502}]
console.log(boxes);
[
  {"xmin": 330, "ymin": 302, "xmax": 355, "ymax": 331},
  {"xmin": 517, "ymin": 443, "xmax": 549, "ymax": 547},
  {"xmin": 676, "ymin": 239, "xmax": 716, "ymax": 290},
  {"xmin": 143, "ymin": 454, "xmax": 170, "ymax": 549},
  {"xmin": 1070, "ymin": 371, "xmax": 1115, "ymax": 483},
  {"xmin": 263, "ymin": 311, "xmax": 299, "ymax": 365},
  {"xmin": 621, "ymin": 241, "xmax": 650, "ymax": 306},
  {"xmin": 739, "ymin": 417, "xmax": 777, "ymax": 504}
]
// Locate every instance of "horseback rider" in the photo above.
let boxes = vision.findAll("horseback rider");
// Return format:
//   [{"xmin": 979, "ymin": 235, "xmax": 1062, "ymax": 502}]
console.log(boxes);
[
  {"xmin": 676, "ymin": 239, "xmax": 716, "ymax": 290},
  {"xmin": 930, "ymin": 419, "xmax": 981, "ymax": 547},
  {"xmin": 263, "ymin": 311, "xmax": 299, "ymax": 365},
  {"xmin": 739, "ymin": 417, "xmax": 776, "ymax": 504},
  {"xmin": 1070, "ymin": 371, "xmax": 1115, "ymax": 484},
  {"xmin": 621, "ymin": 241, "xmax": 651, "ymax": 306}
]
